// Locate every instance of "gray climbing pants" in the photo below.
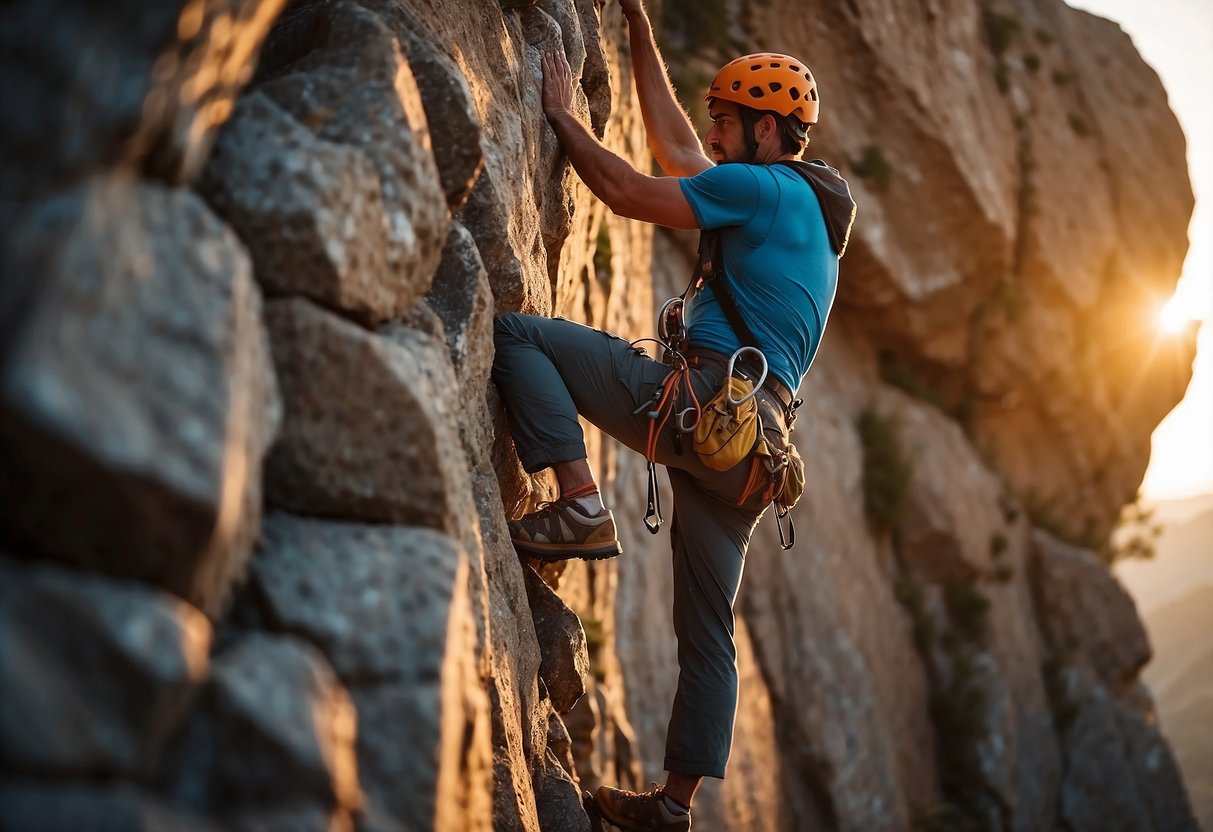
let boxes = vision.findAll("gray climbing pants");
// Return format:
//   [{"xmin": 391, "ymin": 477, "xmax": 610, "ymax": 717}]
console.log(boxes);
[{"xmin": 492, "ymin": 312, "xmax": 768, "ymax": 780}]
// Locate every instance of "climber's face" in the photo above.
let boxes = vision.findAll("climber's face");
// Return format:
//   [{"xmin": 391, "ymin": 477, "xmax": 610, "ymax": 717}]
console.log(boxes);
[{"xmin": 705, "ymin": 100, "xmax": 745, "ymax": 165}]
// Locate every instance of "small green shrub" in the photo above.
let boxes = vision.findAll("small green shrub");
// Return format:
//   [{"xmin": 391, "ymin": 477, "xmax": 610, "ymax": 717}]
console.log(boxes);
[
  {"xmin": 857, "ymin": 407, "xmax": 913, "ymax": 532},
  {"xmin": 593, "ymin": 225, "xmax": 612, "ymax": 278},
  {"xmin": 930, "ymin": 651, "xmax": 990, "ymax": 821},
  {"xmin": 879, "ymin": 353, "xmax": 945, "ymax": 408},
  {"xmin": 851, "ymin": 143, "xmax": 893, "ymax": 192},
  {"xmin": 1102, "ymin": 497, "xmax": 1162, "ymax": 566},
  {"xmin": 1068, "ymin": 112, "xmax": 1091, "ymax": 136}
]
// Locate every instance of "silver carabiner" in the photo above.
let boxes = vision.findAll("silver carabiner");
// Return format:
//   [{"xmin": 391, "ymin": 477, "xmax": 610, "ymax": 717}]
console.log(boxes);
[
  {"xmin": 675, "ymin": 407, "xmax": 699, "ymax": 433},
  {"xmin": 657, "ymin": 297, "xmax": 684, "ymax": 344},
  {"xmin": 726, "ymin": 346, "xmax": 768, "ymax": 406}
]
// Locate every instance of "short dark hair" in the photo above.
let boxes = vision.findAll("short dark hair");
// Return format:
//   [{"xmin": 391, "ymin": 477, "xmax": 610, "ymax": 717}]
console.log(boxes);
[
  {"xmin": 741, "ymin": 106, "xmax": 811, "ymax": 155},
  {"xmin": 775, "ymin": 113, "xmax": 810, "ymax": 154}
]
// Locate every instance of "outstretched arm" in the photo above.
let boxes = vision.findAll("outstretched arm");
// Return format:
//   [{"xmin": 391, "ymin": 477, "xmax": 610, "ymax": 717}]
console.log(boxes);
[
  {"xmin": 542, "ymin": 51, "xmax": 697, "ymax": 229},
  {"xmin": 620, "ymin": 0, "xmax": 712, "ymax": 178}
]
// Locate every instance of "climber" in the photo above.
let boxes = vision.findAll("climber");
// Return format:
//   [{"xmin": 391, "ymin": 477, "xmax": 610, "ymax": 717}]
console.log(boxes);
[{"xmin": 491, "ymin": 0, "xmax": 854, "ymax": 828}]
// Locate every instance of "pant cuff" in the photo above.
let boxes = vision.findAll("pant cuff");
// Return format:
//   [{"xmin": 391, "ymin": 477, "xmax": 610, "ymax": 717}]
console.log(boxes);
[
  {"xmin": 664, "ymin": 755, "xmax": 725, "ymax": 780},
  {"xmin": 519, "ymin": 440, "xmax": 588, "ymax": 474}
]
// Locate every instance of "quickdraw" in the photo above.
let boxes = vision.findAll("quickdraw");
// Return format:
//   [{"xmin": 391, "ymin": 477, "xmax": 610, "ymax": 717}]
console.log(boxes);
[{"xmin": 630, "ymin": 335, "xmax": 701, "ymax": 534}]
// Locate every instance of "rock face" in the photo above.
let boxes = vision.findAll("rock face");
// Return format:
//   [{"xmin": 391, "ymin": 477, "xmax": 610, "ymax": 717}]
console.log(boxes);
[{"xmin": 0, "ymin": 0, "xmax": 1199, "ymax": 831}]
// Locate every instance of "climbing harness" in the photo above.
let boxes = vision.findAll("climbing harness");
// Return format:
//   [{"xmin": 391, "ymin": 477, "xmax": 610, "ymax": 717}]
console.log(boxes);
[{"xmin": 633, "ymin": 230, "xmax": 803, "ymax": 548}]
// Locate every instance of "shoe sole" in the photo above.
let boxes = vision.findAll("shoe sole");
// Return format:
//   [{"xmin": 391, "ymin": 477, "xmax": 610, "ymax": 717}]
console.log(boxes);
[{"xmin": 512, "ymin": 539, "xmax": 623, "ymax": 561}]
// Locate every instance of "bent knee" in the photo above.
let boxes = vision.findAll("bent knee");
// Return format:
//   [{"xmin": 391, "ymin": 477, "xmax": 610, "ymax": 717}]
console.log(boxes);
[{"xmin": 493, "ymin": 311, "xmax": 531, "ymax": 342}]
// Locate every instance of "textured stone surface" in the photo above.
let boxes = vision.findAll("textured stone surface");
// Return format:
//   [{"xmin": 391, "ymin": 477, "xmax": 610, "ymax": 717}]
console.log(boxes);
[
  {"xmin": 199, "ymin": 92, "xmax": 400, "ymax": 324},
  {"xmin": 0, "ymin": 178, "xmax": 281, "ymax": 617},
  {"xmin": 259, "ymin": 0, "xmax": 448, "ymax": 317},
  {"xmin": 427, "ymin": 222, "xmax": 497, "ymax": 387},
  {"xmin": 0, "ymin": 0, "xmax": 1198, "ymax": 830},
  {"xmin": 523, "ymin": 565, "xmax": 590, "ymax": 714},
  {"xmin": 0, "ymin": 0, "xmax": 285, "ymax": 199},
  {"xmin": 535, "ymin": 749, "xmax": 592, "ymax": 832},
  {"xmin": 263, "ymin": 298, "xmax": 469, "ymax": 531},
  {"xmin": 379, "ymin": 3, "xmax": 485, "ymax": 210},
  {"xmin": 159, "ymin": 633, "xmax": 360, "ymax": 824},
  {"xmin": 1031, "ymin": 529, "xmax": 1151, "ymax": 693},
  {"xmin": 1056, "ymin": 668, "xmax": 1198, "ymax": 832},
  {"xmin": 0, "ymin": 782, "xmax": 219, "ymax": 832},
  {"xmin": 242, "ymin": 513, "xmax": 492, "ymax": 832},
  {"xmin": 0, "ymin": 559, "xmax": 211, "ymax": 777},
  {"xmin": 251, "ymin": 515, "xmax": 467, "ymax": 682}
]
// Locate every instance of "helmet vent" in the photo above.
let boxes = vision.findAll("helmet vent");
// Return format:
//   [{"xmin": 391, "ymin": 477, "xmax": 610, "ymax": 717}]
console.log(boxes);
[
  {"xmin": 768, "ymin": 82, "xmax": 782, "ymax": 92},
  {"xmin": 731, "ymin": 80, "xmax": 742, "ymax": 91},
  {"xmin": 748, "ymin": 85, "xmax": 765, "ymax": 98},
  {"xmin": 790, "ymin": 65, "xmax": 800, "ymax": 72},
  {"xmin": 804, "ymin": 72, "xmax": 812, "ymax": 81},
  {"xmin": 810, "ymin": 88, "xmax": 818, "ymax": 101},
  {"xmin": 790, "ymin": 87, "xmax": 801, "ymax": 100},
  {"xmin": 750, "ymin": 64, "xmax": 763, "ymax": 71}
]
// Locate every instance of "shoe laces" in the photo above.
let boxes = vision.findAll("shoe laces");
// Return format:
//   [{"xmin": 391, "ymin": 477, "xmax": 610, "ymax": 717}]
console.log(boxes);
[{"xmin": 529, "ymin": 497, "xmax": 571, "ymax": 517}]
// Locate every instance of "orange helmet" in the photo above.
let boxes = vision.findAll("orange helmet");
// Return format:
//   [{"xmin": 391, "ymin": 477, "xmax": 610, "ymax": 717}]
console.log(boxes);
[{"xmin": 705, "ymin": 53, "xmax": 819, "ymax": 125}]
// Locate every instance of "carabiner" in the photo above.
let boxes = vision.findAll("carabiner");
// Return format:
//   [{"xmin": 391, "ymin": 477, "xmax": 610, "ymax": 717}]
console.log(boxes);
[
  {"xmin": 726, "ymin": 346, "xmax": 768, "ymax": 406},
  {"xmin": 675, "ymin": 407, "xmax": 699, "ymax": 433}
]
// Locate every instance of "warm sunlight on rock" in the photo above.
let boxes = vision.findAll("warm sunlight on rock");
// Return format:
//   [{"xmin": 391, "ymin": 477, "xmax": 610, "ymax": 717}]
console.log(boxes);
[{"xmin": 1158, "ymin": 294, "xmax": 1196, "ymax": 334}]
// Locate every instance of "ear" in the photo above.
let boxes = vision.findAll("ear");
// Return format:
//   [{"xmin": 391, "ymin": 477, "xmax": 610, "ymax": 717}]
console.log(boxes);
[{"xmin": 758, "ymin": 113, "xmax": 779, "ymax": 141}]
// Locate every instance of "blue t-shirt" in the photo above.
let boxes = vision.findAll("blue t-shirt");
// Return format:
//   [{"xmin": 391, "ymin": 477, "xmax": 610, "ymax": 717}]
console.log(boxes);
[{"xmin": 678, "ymin": 163, "xmax": 838, "ymax": 392}]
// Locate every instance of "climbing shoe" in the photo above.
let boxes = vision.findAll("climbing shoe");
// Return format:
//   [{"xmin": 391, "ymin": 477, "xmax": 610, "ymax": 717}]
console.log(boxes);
[
  {"xmin": 508, "ymin": 498, "xmax": 622, "ymax": 561},
  {"xmin": 594, "ymin": 784, "xmax": 691, "ymax": 832}
]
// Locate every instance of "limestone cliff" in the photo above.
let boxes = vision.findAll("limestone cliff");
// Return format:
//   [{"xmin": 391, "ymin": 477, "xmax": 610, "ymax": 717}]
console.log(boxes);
[{"xmin": 0, "ymin": 0, "xmax": 1199, "ymax": 831}]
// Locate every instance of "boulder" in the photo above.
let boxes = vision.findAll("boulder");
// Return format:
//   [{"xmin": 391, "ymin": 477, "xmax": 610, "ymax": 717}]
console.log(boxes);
[
  {"xmin": 248, "ymin": 514, "xmax": 473, "ymax": 685},
  {"xmin": 1030, "ymin": 529, "xmax": 1151, "ymax": 693},
  {"xmin": 371, "ymin": 2, "xmax": 486, "ymax": 210},
  {"xmin": 352, "ymin": 681, "xmax": 493, "ymax": 832},
  {"xmin": 159, "ymin": 633, "xmax": 360, "ymax": 825},
  {"xmin": 1055, "ymin": 667, "xmax": 1198, "ymax": 832},
  {"xmin": 0, "ymin": 559, "xmax": 211, "ymax": 777},
  {"xmin": 535, "ymin": 749, "xmax": 592, "ymax": 832},
  {"xmin": 243, "ymin": 513, "xmax": 492, "ymax": 832},
  {"xmin": 0, "ymin": 178, "xmax": 281, "ymax": 617},
  {"xmin": 425, "ymin": 222, "xmax": 497, "ymax": 391},
  {"xmin": 0, "ymin": 0, "xmax": 285, "ymax": 200},
  {"xmin": 199, "ymin": 92, "xmax": 400, "ymax": 324},
  {"xmin": 262, "ymin": 299, "xmax": 470, "ymax": 532},
  {"xmin": 523, "ymin": 564, "xmax": 590, "ymax": 714},
  {"xmin": 0, "ymin": 782, "xmax": 218, "ymax": 832},
  {"xmin": 259, "ymin": 1, "xmax": 448, "ymax": 316}
]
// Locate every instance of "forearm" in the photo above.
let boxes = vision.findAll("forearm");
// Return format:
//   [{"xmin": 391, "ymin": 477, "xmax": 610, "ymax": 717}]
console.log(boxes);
[
  {"xmin": 547, "ymin": 110, "xmax": 638, "ymax": 212},
  {"xmin": 624, "ymin": 8, "xmax": 706, "ymax": 176}
]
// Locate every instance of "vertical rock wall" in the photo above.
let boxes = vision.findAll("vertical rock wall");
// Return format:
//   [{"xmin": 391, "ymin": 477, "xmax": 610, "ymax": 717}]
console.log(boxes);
[
  {"xmin": 0, "ymin": 0, "xmax": 1201, "ymax": 831},
  {"xmin": 1, "ymin": 0, "xmax": 647, "ymax": 829}
]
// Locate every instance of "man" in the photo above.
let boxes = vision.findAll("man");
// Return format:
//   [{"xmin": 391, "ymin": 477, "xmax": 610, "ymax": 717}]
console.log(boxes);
[{"xmin": 491, "ymin": 0, "xmax": 854, "ymax": 828}]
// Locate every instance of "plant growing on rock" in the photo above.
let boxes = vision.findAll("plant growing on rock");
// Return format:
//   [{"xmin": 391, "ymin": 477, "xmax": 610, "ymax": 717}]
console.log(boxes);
[
  {"xmin": 857, "ymin": 406, "xmax": 913, "ymax": 533},
  {"xmin": 851, "ymin": 143, "xmax": 893, "ymax": 192}
]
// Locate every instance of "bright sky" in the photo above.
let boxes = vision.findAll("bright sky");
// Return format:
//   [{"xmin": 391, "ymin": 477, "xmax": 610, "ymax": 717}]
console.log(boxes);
[{"xmin": 1064, "ymin": 0, "xmax": 1213, "ymax": 501}]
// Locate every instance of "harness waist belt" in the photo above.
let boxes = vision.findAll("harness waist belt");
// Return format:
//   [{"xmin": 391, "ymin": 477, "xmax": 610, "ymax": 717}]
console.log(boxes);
[{"xmin": 684, "ymin": 348, "xmax": 796, "ymax": 412}]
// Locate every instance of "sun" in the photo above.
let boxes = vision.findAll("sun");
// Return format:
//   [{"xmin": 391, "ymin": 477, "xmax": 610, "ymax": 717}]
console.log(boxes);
[{"xmin": 1157, "ymin": 294, "xmax": 1196, "ymax": 334}]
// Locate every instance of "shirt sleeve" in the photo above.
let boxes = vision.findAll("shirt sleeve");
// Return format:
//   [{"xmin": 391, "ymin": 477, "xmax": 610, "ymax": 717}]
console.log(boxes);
[{"xmin": 677, "ymin": 164, "xmax": 762, "ymax": 230}]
